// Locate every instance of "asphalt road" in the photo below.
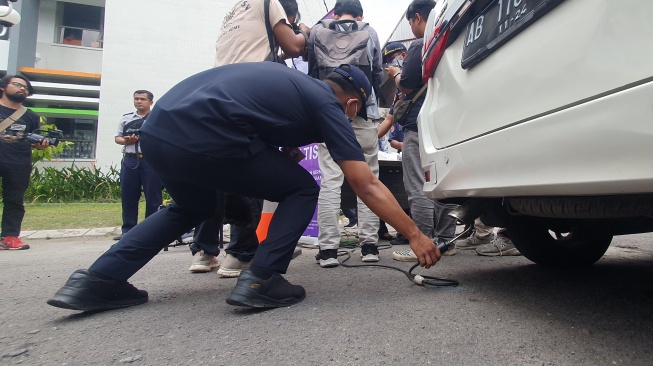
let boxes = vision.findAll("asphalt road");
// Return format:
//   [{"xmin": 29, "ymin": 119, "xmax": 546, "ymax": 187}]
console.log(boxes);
[{"xmin": 1, "ymin": 232, "xmax": 652, "ymax": 365}]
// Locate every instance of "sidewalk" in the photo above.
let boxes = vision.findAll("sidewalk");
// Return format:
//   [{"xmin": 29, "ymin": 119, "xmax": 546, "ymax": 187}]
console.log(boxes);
[{"xmin": 19, "ymin": 227, "xmax": 117, "ymax": 240}]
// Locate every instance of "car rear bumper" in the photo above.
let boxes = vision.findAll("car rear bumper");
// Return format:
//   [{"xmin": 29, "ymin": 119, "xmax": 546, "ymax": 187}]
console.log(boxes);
[{"xmin": 422, "ymin": 79, "xmax": 653, "ymax": 200}]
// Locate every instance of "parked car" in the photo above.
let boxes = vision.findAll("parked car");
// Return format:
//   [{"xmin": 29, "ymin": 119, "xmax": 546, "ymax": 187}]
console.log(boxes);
[{"xmin": 418, "ymin": 0, "xmax": 653, "ymax": 267}]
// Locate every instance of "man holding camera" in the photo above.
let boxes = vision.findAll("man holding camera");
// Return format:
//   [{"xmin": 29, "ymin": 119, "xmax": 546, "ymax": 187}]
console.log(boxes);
[
  {"xmin": 113, "ymin": 90, "xmax": 162, "ymax": 240},
  {"xmin": 0, "ymin": 74, "xmax": 48, "ymax": 250}
]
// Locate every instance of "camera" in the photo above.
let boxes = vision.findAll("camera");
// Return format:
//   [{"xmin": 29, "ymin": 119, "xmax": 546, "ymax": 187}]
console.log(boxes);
[
  {"xmin": 0, "ymin": 1, "xmax": 21, "ymax": 28},
  {"xmin": 25, "ymin": 129, "xmax": 63, "ymax": 147},
  {"xmin": 125, "ymin": 128, "xmax": 140, "ymax": 136}
]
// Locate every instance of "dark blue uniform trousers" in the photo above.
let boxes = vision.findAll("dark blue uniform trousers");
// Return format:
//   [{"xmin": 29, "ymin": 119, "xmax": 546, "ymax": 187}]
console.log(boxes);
[
  {"xmin": 119, "ymin": 154, "xmax": 163, "ymax": 234},
  {"xmin": 90, "ymin": 134, "xmax": 319, "ymax": 282}
]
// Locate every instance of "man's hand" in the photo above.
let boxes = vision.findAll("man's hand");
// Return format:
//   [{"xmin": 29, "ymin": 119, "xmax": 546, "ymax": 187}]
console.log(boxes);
[
  {"xmin": 298, "ymin": 23, "xmax": 311, "ymax": 36},
  {"xmin": 408, "ymin": 232, "xmax": 441, "ymax": 268},
  {"xmin": 125, "ymin": 135, "xmax": 139, "ymax": 144},
  {"xmin": 386, "ymin": 65, "xmax": 401, "ymax": 81},
  {"xmin": 32, "ymin": 139, "xmax": 50, "ymax": 150}
]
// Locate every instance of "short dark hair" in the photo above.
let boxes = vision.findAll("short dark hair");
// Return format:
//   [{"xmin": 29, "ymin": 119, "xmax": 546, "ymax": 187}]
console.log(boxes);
[
  {"xmin": 0, "ymin": 74, "xmax": 34, "ymax": 97},
  {"xmin": 324, "ymin": 65, "xmax": 361, "ymax": 101},
  {"xmin": 406, "ymin": 0, "xmax": 436, "ymax": 21},
  {"xmin": 279, "ymin": 0, "xmax": 300, "ymax": 21},
  {"xmin": 334, "ymin": 0, "xmax": 364, "ymax": 18},
  {"xmin": 134, "ymin": 90, "xmax": 154, "ymax": 101}
]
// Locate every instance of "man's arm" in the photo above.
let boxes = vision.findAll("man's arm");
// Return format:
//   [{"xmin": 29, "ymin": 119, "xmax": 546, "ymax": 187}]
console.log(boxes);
[
  {"xmin": 378, "ymin": 113, "xmax": 394, "ymax": 138},
  {"xmin": 337, "ymin": 160, "xmax": 441, "ymax": 268},
  {"xmin": 366, "ymin": 26, "xmax": 384, "ymax": 85},
  {"xmin": 115, "ymin": 135, "xmax": 138, "ymax": 145},
  {"xmin": 273, "ymin": 20, "xmax": 309, "ymax": 58}
]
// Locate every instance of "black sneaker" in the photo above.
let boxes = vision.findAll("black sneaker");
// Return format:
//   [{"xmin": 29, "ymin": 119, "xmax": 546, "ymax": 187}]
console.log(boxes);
[
  {"xmin": 390, "ymin": 234, "xmax": 409, "ymax": 245},
  {"xmin": 47, "ymin": 269, "xmax": 148, "ymax": 312},
  {"xmin": 360, "ymin": 244, "xmax": 379, "ymax": 262},
  {"xmin": 344, "ymin": 221, "xmax": 357, "ymax": 229},
  {"xmin": 225, "ymin": 269, "xmax": 306, "ymax": 308},
  {"xmin": 315, "ymin": 249, "xmax": 339, "ymax": 268}
]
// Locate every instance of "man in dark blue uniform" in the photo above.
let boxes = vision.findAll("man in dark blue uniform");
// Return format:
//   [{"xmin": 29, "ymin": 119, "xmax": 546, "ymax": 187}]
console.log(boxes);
[{"xmin": 48, "ymin": 63, "xmax": 441, "ymax": 311}]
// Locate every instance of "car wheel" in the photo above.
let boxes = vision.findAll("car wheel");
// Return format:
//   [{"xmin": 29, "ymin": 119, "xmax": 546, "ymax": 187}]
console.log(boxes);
[{"xmin": 505, "ymin": 215, "xmax": 613, "ymax": 268}]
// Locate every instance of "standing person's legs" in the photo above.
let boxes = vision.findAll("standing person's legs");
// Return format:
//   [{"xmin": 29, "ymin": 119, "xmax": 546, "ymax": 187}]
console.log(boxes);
[
  {"xmin": 225, "ymin": 197, "xmax": 262, "ymax": 262},
  {"xmin": 457, "ymin": 218, "xmax": 497, "ymax": 249},
  {"xmin": 433, "ymin": 200, "xmax": 458, "ymax": 243},
  {"xmin": 316, "ymin": 142, "xmax": 344, "ymax": 267},
  {"xmin": 139, "ymin": 158, "xmax": 163, "ymax": 218},
  {"xmin": 119, "ymin": 156, "xmax": 142, "ymax": 235},
  {"xmin": 0, "ymin": 162, "xmax": 31, "ymax": 237},
  {"xmin": 217, "ymin": 197, "xmax": 263, "ymax": 277},
  {"xmin": 401, "ymin": 130, "xmax": 435, "ymax": 237},
  {"xmin": 188, "ymin": 202, "xmax": 223, "ymax": 273},
  {"xmin": 352, "ymin": 117, "xmax": 380, "ymax": 247},
  {"xmin": 0, "ymin": 162, "xmax": 32, "ymax": 250}
]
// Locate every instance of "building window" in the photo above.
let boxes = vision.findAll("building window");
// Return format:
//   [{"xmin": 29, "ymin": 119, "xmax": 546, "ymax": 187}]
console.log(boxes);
[
  {"xmin": 47, "ymin": 117, "xmax": 98, "ymax": 159},
  {"xmin": 55, "ymin": 2, "xmax": 104, "ymax": 48}
]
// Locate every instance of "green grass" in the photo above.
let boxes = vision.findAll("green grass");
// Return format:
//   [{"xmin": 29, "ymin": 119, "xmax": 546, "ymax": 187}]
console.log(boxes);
[{"xmin": 15, "ymin": 202, "xmax": 146, "ymax": 231}]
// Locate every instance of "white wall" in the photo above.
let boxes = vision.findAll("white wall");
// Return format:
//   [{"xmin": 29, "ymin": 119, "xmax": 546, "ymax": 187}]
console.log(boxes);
[
  {"xmin": 35, "ymin": 0, "xmax": 103, "ymax": 72},
  {"xmin": 95, "ymin": 0, "xmax": 332, "ymax": 169}
]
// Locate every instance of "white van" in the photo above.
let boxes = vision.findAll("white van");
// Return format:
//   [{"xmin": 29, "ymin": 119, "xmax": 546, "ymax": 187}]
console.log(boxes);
[{"xmin": 418, "ymin": 0, "xmax": 653, "ymax": 267}]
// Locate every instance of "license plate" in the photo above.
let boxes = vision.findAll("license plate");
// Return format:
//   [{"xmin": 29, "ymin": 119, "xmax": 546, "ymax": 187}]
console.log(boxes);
[{"xmin": 461, "ymin": 0, "xmax": 564, "ymax": 69}]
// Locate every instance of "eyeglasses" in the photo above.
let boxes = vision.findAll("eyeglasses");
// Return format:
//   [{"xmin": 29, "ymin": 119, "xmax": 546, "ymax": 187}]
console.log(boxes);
[{"xmin": 10, "ymin": 82, "xmax": 29, "ymax": 90}]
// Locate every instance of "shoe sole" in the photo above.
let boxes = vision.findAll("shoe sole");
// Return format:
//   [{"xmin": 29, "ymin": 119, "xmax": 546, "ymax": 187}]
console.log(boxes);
[
  {"xmin": 46, "ymin": 287, "xmax": 147, "ymax": 312},
  {"xmin": 392, "ymin": 255, "xmax": 418, "ymax": 262},
  {"xmin": 441, "ymin": 248, "xmax": 457, "ymax": 256},
  {"xmin": 318, "ymin": 258, "xmax": 339, "ymax": 268},
  {"xmin": 225, "ymin": 286, "xmax": 305, "ymax": 308},
  {"xmin": 456, "ymin": 245, "xmax": 482, "ymax": 250},
  {"xmin": 361, "ymin": 254, "xmax": 379, "ymax": 262},
  {"xmin": 189, "ymin": 266, "xmax": 216, "ymax": 273},
  {"xmin": 217, "ymin": 268, "xmax": 243, "ymax": 278},
  {"xmin": 476, "ymin": 249, "xmax": 521, "ymax": 257},
  {"xmin": 0, "ymin": 246, "xmax": 30, "ymax": 250}
]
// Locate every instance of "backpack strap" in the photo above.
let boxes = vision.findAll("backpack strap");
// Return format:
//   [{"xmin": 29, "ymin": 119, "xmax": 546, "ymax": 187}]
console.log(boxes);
[{"xmin": 264, "ymin": 0, "xmax": 278, "ymax": 63}]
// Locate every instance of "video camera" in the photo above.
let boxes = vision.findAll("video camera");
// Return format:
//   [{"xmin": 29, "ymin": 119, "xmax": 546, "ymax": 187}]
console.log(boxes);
[
  {"xmin": 124, "ymin": 128, "xmax": 140, "ymax": 136},
  {"xmin": 3, "ymin": 125, "xmax": 63, "ymax": 146},
  {"xmin": 25, "ymin": 129, "xmax": 63, "ymax": 146}
]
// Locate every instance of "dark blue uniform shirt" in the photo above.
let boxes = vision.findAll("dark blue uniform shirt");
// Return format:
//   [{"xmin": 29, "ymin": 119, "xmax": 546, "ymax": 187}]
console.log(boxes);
[{"xmin": 142, "ymin": 62, "xmax": 365, "ymax": 162}]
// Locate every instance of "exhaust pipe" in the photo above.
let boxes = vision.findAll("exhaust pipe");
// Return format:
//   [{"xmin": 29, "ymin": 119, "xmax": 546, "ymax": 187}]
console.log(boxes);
[{"xmin": 448, "ymin": 198, "xmax": 497, "ymax": 226}]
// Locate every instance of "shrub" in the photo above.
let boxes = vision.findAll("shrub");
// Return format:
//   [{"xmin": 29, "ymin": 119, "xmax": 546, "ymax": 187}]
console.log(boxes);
[{"xmin": 24, "ymin": 164, "xmax": 122, "ymax": 203}]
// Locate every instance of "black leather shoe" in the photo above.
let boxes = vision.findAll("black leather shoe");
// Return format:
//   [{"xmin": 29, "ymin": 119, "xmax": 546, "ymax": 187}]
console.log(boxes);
[
  {"xmin": 226, "ymin": 269, "xmax": 305, "ymax": 308},
  {"xmin": 47, "ymin": 269, "xmax": 148, "ymax": 311}
]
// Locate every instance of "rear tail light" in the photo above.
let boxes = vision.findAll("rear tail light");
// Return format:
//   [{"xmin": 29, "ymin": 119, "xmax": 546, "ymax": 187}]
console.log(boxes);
[
  {"xmin": 422, "ymin": 21, "xmax": 451, "ymax": 82},
  {"xmin": 425, "ymin": 171, "xmax": 431, "ymax": 183}
]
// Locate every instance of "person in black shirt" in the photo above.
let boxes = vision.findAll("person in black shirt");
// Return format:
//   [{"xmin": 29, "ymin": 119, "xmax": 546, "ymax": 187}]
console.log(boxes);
[
  {"xmin": 48, "ymin": 63, "xmax": 440, "ymax": 312},
  {"xmin": 0, "ymin": 75, "xmax": 49, "ymax": 250},
  {"xmin": 386, "ymin": 0, "xmax": 459, "ymax": 262}
]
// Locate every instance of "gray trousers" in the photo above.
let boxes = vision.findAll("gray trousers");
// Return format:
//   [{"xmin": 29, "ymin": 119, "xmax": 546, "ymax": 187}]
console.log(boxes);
[
  {"xmin": 402, "ymin": 130, "xmax": 457, "ymax": 242},
  {"xmin": 317, "ymin": 116, "xmax": 380, "ymax": 250}
]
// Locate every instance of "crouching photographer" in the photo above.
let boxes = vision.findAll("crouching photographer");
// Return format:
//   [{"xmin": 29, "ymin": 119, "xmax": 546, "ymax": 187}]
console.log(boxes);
[
  {"xmin": 113, "ymin": 90, "xmax": 162, "ymax": 240},
  {"xmin": 0, "ymin": 75, "xmax": 48, "ymax": 250}
]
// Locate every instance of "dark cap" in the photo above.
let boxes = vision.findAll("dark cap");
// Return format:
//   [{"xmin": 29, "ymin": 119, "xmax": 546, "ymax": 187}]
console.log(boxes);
[
  {"xmin": 382, "ymin": 42, "xmax": 407, "ymax": 63},
  {"xmin": 333, "ymin": 64, "xmax": 372, "ymax": 104}
]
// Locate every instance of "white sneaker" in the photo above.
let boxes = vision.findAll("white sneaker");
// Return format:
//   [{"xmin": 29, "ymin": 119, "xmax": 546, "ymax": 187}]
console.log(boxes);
[
  {"xmin": 456, "ymin": 234, "xmax": 495, "ymax": 250},
  {"xmin": 189, "ymin": 250, "xmax": 219, "ymax": 273},
  {"xmin": 475, "ymin": 235, "xmax": 521, "ymax": 256},
  {"xmin": 217, "ymin": 254, "xmax": 251, "ymax": 278},
  {"xmin": 392, "ymin": 249, "xmax": 418, "ymax": 262}
]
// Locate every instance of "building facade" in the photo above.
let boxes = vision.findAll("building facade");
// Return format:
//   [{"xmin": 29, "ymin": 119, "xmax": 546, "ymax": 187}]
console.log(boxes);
[{"xmin": 2, "ymin": 0, "xmax": 334, "ymax": 169}]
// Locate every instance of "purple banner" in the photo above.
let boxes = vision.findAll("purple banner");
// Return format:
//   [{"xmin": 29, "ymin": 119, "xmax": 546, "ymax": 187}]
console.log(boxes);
[{"xmin": 298, "ymin": 143, "xmax": 320, "ymax": 237}]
